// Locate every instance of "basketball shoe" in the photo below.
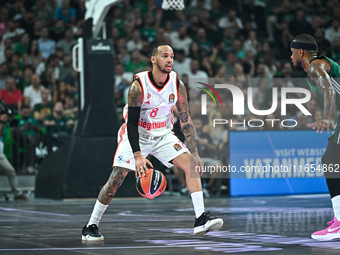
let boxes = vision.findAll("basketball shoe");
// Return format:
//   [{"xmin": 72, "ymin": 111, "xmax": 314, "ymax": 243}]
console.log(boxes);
[
  {"xmin": 311, "ymin": 217, "xmax": 340, "ymax": 241},
  {"xmin": 82, "ymin": 224, "xmax": 104, "ymax": 241},
  {"xmin": 194, "ymin": 211, "xmax": 223, "ymax": 235}
]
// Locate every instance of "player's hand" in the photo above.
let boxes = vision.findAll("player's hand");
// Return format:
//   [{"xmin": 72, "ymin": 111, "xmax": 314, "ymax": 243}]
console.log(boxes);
[
  {"xmin": 192, "ymin": 153, "xmax": 204, "ymax": 176},
  {"xmin": 307, "ymin": 119, "xmax": 330, "ymax": 134},
  {"xmin": 134, "ymin": 152, "xmax": 153, "ymax": 178}
]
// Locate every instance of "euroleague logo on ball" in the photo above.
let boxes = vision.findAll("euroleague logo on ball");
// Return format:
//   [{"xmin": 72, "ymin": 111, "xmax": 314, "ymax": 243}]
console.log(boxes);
[{"xmin": 136, "ymin": 169, "xmax": 167, "ymax": 199}]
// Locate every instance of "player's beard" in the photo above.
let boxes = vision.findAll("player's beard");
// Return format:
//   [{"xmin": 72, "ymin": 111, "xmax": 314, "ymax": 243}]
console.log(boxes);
[
  {"xmin": 295, "ymin": 60, "xmax": 304, "ymax": 71},
  {"xmin": 156, "ymin": 61, "xmax": 171, "ymax": 74}
]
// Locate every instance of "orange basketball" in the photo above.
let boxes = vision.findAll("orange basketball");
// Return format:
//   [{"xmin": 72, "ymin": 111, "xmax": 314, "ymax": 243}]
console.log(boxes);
[{"xmin": 136, "ymin": 169, "xmax": 167, "ymax": 199}]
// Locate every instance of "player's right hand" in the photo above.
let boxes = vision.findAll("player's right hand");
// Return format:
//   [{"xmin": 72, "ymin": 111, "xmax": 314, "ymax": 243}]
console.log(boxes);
[
  {"xmin": 307, "ymin": 119, "xmax": 330, "ymax": 134},
  {"xmin": 134, "ymin": 152, "xmax": 153, "ymax": 178}
]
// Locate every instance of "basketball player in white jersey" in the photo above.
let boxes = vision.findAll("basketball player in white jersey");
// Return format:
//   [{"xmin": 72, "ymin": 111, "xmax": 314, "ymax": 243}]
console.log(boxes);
[{"xmin": 82, "ymin": 44, "xmax": 223, "ymax": 241}]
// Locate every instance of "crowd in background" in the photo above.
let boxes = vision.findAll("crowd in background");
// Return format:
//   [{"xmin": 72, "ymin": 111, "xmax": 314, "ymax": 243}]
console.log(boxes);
[{"xmin": 0, "ymin": 0, "xmax": 339, "ymax": 177}]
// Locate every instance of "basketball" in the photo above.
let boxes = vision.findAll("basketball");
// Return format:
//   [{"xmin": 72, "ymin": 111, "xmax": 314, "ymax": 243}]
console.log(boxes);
[{"xmin": 136, "ymin": 169, "xmax": 167, "ymax": 199}]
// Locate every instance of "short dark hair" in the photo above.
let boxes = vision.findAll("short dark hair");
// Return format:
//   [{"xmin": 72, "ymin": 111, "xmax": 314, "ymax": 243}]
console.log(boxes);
[
  {"xmin": 293, "ymin": 34, "xmax": 317, "ymax": 45},
  {"xmin": 151, "ymin": 44, "xmax": 170, "ymax": 56},
  {"xmin": 293, "ymin": 34, "xmax": 318, "ymax": 54}
]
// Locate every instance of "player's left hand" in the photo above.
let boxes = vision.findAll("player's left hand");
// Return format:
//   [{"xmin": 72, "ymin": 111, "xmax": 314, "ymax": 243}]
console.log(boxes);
[{"xmin": 307, "ymin": 119, "xmax": 330, "ymax": 134}]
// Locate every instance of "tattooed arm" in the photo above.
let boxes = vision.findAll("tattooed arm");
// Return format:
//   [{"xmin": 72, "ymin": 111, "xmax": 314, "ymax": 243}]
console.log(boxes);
[
  {"xmin": 176, "ymin": 80, "xmax": 204, "ymax": 172},
  {"xmin": 307, "ymin": 60, "xmax": 336, "ymax": 134},
  {"xmin": 127, "ymin": 80, "xmax": 153, "ymax": 177}
]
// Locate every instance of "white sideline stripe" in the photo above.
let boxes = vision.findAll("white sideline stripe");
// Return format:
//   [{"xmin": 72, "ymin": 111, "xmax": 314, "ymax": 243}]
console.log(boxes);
[{"xmin": 0, "ymin": 207, "xmax": 70, "ymax": 216}]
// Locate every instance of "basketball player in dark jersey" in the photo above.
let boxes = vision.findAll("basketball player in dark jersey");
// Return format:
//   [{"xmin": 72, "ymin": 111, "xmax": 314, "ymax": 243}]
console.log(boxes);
[{"xmin": 291, "ymin": 34, "xmax": 340, "ymax": 241}]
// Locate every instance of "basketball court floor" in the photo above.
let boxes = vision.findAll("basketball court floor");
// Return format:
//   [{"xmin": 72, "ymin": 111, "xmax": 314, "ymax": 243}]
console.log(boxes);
[{"xmin": 1, "ymin": 193, "xmax": 339, "ymax": 255}]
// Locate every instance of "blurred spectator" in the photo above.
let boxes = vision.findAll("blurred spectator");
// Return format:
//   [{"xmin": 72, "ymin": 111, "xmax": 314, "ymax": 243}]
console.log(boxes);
[
  {"xmin": 222, "ymin": 27, "xmax": 235, "ymax": 53},
  {"xmin": 187, "ymin": 15, "xmax": 201, "ymax": 38},
  {"xmin": 4, "ymin": 47, "xmax": 14, "ymax": 65},
  {"xmin": 225, "ymin": 51, "xmax": 237, "ymax": 77},
  {"xmin": 115, "ymin": 38, "xmax": 130, "ymax": 66},
  {"xmin": 20, "ymin": 11, "xmax": 35, "ymax": 38},
  {"xmin": 173, "ymin": 49, "xmax": 191, "ymax": 79},
  {"xmin": 63, "ymin": 93, "xmax": 78, "ymax": 120},
  {"xmin": 23, "ymin": 74, "xmax": 44, "ymax": 108},
  {"xmin": 17, "ymin": 65, "xmax": 33, "ymax": 92},
  {"xmin": 114, "ymin": 62, "xmax": 133, "ymax": 94},
  {"xmin": 33, "ymin": 0, "xmax": 54, "ymax": 26},
  {"xmin": 195, "ymin": 28, "xmax": 213, "ymax": 56},
  {"xmin": 231, "ymin": 39, "xmax": 246, "ymax": 60},
  {"xmin": 54, "ymin": 0, "xmax": 76, "ymax": 25},
  {"xmin": 2, "ymin": 19, "xmax": 25, "ymax": 44},
  {"xmin": 164, "ymin": 20, "xmax": 178, "ymax": 42},
  {"xmin": 7, "ymin": 52, "xmax": 24, "ymax": 76},
  {"xmin": 188, "ymin": 41, "xmax": 202, "ymax": 61},
  {"xmin": 331, "ymin": 37, "xmax": 340, "ymax": 62},
  {"xmin": 283, "ymin": 7, "xmax": 313, "ymax": 48},
  {"xmin": 38, "ymin": 27, "xmax": 56, "ymax": 60},
  {"xmin": 266, "ymin": 0, "xmax": 294, "ymax": 43},
  {"xmin": 231, "ymin": 62, "xmax": 251, "ymax": 87},
  {"xmin": 16, "ymin": 105, "xmax": 42, "ymax": 171},
  {"xmin": 0, "ymin": 63, "xmax": 10, "ymax": 89},
  {"xmin": 314, "ymin": 28, "xmax": 331, "ymax": 57},
  {"xmin": 139, "ymin": 36, "xmax": 151, "ymax": 59},
  {"xmin": 36, "ymin": 54, "xmax": 60, "ymax": 85},
  {"xmin": 52, "ymin": 80, "xmax": 67, "ymax": 104},
  {"xmin": 49, "ymin": 19, "xmax": 66, "ymax": 43},
  {"xmin": 218, "ymin": 8, "xmax": 243, "ymax": 36},
  {"xmin": 192, "ymin": 117, "xmax": 225, "ymax": 197},
  {"xmin": 33, "ymin": 88, "xmax": 53, "ymax": 123},
  {"xmin": 127, "ymin": 29, "xmax": 143, "ymax": 52},
  {"xmin": 186, "ymin": 0, "xmax": 207, "ymax": 17},
  {"xmin": 56, "ymin": 28, "xmax": 76, "ymax": 54},
  {"xmin": 22, "ymin": 39, "xmax": 43, "ymax": 69},
  {"xmin": 325, "ymin": 19, "xmax": 340, "ymax": 44},
  {"xmin": 14, "ymin": 33, "xmax": 30, "ymax": 57},
  {"xmin": 125, "ymin": 49, "xmax": 147, "ymax": 73},
  {"xmin": 59, "ymin": 54, "xmax": 72, "ymax": 81},
  {"xmin": 243, "ymin": 30, "xmax": 260, "ymax": 55},
  {"xmin": 188, "ymin": 59, "xmax": 208, "ymax": 79},
  {"xmin": 140, "ymin": 16, "xmax": 157, "ymax": 41},
  {"xmin": 172, "ymin": 25, "xmax": 193, "ymax": 55},
  {"xmin": 275, "ymin": 61, "xmax": 296, "ymax": 87},
  {"xmin": 150, "ymin": 28, "xmax": 167, "ymax": 48},
  {"xmin": 0, "ymin": 77, "xmax": 22, "ymax": 113},
  {"xmin": 32, "ymin": 19, "xmax": 44, "ymax": 40},
  {"xmin": 44, "ymin": 101, "xmax": 74, "ymax": 135},
  {"xmin": 236, "ymin": 19, "xmax": 256, "ymax": 45},
  {"xmin": 210, "ymin": 0, "xmax": 225, "ymax": 20}
]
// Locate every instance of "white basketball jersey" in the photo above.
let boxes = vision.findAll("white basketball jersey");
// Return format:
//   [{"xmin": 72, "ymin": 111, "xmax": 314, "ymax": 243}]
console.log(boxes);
[{"xmin": 123, "ymin": 70, "xmax": 178, "ymax": 137}]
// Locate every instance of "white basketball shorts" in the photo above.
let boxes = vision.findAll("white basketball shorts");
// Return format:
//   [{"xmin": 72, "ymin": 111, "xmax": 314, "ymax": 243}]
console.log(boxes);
[{"xmin": 112, "ymin": 123, "xmax": 189, "ymax": 171}]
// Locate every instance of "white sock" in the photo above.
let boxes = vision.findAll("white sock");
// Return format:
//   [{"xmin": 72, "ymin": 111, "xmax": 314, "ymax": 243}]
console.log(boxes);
[
  {"xmin": 331, "ymin": 195, "xmax": 340, "ymax": 220},
  {"xmin": 87, "ymin": 200, "xmax": 108, "ymax": 227},
  {"xmin": 191, "ymin": 191, "xmax": 205, "ymax": 218}
]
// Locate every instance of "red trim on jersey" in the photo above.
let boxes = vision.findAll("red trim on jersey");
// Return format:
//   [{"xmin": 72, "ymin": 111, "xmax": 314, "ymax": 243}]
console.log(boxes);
[
  {"xmin": 147, "ymin": 71, "xmax": 170, "ymax": 92},
  {"xmin": 112, "ymin": 123, "xmax": 127, "ymax": 166},
  {"xmin": 175, "ymin": 72, "xmax": 179, "ymax": 101},
  {"xmin": 134, "ymin": 74, "xmax": 144, "ymax": 103},
  {"xmin": 124, "ymin": 109, "xmax": 128, "ymax": 122},
  {"xmin": 170, "ymin": 105, "xmax": 175, "ymax": 125}
]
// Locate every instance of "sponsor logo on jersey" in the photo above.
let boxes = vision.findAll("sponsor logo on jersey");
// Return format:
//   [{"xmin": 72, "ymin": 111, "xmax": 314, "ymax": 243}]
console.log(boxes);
[
  {"xmin": 169, "ymin": 93, "xmax": 175, "ymax": 103},
  {"xmin": 174, "ymin": 143, "xmax": 182, "ymax": 151},
  {"xmin": 117, "ymin": 155, "xmax": 124, "ymax": 161},
  {"xmin": 138, "ymin": 119, "xmax": 166, "ymax": 131}
]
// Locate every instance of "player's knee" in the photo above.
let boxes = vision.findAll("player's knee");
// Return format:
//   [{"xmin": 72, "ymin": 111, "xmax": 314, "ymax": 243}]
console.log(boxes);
[{"xmin": 111, "ymin": 166, "xmax": 129, "ymax": 181}]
